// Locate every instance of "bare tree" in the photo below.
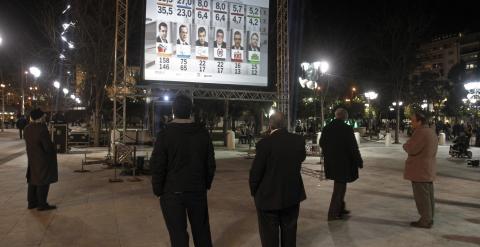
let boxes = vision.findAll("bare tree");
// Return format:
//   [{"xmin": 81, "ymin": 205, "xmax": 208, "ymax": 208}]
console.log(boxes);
[
  {"xmin": 367, "ymin": 2, "xmax": 432, "ymax": 143},
  {"xmin": 70, "ymin": 0, "xmax": 116, "ymax": 146}
]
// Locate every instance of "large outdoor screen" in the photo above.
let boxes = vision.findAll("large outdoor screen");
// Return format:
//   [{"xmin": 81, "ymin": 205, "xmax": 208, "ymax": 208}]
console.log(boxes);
[{"xmin": 144, "ymin": 0, "xmax": 270, "ymax": 87}]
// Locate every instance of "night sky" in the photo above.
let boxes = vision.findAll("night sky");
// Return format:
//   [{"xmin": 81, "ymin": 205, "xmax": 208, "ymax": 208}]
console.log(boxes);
[{"xmin": 1, "ymin": 0, "xmax": 478, "ymax": 82}]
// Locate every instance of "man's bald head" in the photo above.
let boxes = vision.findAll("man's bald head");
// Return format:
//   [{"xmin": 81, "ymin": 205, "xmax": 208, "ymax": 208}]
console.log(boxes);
[
  {"xmin": 335, "ymin": 108, "xmax": 348, "ymax": 121},
  {"xmin": 270, "ymin": 112, "xmax": 287, "ymax": 130}
]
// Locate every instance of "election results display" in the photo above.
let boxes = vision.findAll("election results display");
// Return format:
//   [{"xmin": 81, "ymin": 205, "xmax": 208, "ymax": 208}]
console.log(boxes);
[{"xmin": 144, "ymin": 0, "xmax": 269, "ymax": 87}]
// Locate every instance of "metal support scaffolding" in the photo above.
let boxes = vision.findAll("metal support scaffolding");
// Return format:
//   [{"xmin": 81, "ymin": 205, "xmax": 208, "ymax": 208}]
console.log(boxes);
[
  {"xmin": 113, "ymin": 0, "xmax": 129, "ymax": 143},
  {"xmin": 276, "ymin": 0, "xmax": 290, "ymax": 129},
  {"xmin": 145, "ymin": 87, "xmax": 276, "ymax": 102}
]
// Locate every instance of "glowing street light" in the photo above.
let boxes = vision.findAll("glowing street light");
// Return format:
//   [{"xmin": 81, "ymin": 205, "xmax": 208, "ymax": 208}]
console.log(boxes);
[
  {"xmin": 62, "ymin": 4, "xmax": 71, "ymax": 14},
  {"xmin": 392, "ymin": 101, "xmax": 403, "ymax": 106},
  {"xmin": 62, "ymin": 88, "xmax": 69, "ymax": 95},
  {"xmin": 299, "ymin": 60, "xmax": 331, "ymax": 132},
  {"xmin": 53, "ymin": 81, "xmax": 61, "ymax": 89},
  {"xmin": 70, "ymin": 94, "xmax": 76, "ymax": 100},
  {"xmin": 464, "ymin": 81, "xmax": 480, "ymax": 91},
  {"xmin": 163, "ymin": 95, "xmax": 170, "ymax": 101},
  {"xmin": 364, "ymin": 91, "xmax": 378, "ymax": 100},
  {"xmin": 268, "ymin": 108, "xmax": 275, "ymax": 117},
  {"xmin": 0, "ymin": 35, "xmax": 3, "ymax": 46},
  {"xmin": 75, "ymin": 98, "xmax": 81, "ymax": 104},
  {"xmin": 29, "ymin": 66, "xmax": 41, "ymax": 78},
  {"xmin": 319, "ymin": 61, "xmax": 330, "ymax": 74},
  {"xmin": 364, "ymin": 91, "xmax": 378, "ymax": 131}
]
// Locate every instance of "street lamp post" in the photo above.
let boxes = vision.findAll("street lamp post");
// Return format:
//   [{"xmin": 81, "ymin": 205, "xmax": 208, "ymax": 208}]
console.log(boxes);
[
  {"xmin": 299, "ymin": 60, "xmax": 330, "ymax": 133},
  {"xmin": 1, "ymin": 83, "xmax": 5, "ymax": 132},
  {"xmin": 29, "ymin": 66, "xmax": 41, "ymax": 108},
  {"xmin": 364, "ymin": 91, "xmax": 378, "ymax": 134}
]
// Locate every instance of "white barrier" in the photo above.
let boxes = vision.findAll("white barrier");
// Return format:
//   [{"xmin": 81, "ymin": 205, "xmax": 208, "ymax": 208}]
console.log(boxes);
[
  {"xmin": 354, "ymin": 132, "xmax": 361, "ymax": 146},
  {"xmin": 438, "ymin": 133, "xmax": 446, "ymax": 145},
  {"xmin": 227, "ymin": 130, "xmax": 235, "ymax": 150}
]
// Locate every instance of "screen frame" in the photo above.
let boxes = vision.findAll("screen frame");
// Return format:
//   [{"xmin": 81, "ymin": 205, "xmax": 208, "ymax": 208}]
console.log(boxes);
[{"xmin": 139, "ymin": 0, "xmax": 277, "ymax": 92}]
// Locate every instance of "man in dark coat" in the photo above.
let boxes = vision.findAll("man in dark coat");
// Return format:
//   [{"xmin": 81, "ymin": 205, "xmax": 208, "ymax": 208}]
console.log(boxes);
[
  {"xmin": 320, "ymin": 108, "xmax": 363, "ymax": 221},
  {"xmin": 250, "ymin": 112, "xmax": 306, "ymax": 247},
  {"xmin": 151, "ymin": 95, "xmax": 216, "ymax": 247},
  {"xmin": 16, "ymin": 115, "xmax": 28, "ymax": 139},
  {"xmin": 24, "ymin": 109, "xmax": 58, "ymax": 211}
]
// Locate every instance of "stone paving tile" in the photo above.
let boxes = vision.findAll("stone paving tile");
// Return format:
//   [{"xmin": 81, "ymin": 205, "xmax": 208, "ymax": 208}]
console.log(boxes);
[{"xmin": 1, "ymin": 129, "xmax": 480, "ymax": 246}]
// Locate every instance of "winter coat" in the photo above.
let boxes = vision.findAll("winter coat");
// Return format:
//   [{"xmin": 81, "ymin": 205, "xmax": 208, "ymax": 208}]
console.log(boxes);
[
  {"xmin": 150, "ymin": 120, "xmax": 216, "ymax": 196},
  {"xmin": 24, "ymin": 123, "xmax": 58, "ymax": 185},
  {"xmin": 320, "ymin": 119, "xmax": 363, "ymax": 183},
  {"xmin": 403, "ymin": 125, "xmax": 438, "ymax": 182},
  {"xmin": 249, "ymin": 128, "xmax": 307, "ymax": 210}
]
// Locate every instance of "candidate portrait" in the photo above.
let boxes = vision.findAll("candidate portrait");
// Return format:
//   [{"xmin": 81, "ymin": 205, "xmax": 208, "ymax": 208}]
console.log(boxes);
[
  {"xmin": 231, "ymin": 30, "xmax": 244, "ymax": 50},
  {"xmin": 247, "ymin": 32, "xmax": 260, "ymax": 52},
  {"xmin": 156, "ymin": 22, "xmax": 169, "ymax": 43},
  {"xmin": 213, "ymin": 29, "xmax": 227, "ymax": 48},
  {"xmin": 195, "ymin": 27, "xmax": 209, "ymax": 47},
  {"xmin": 176, "ymin": 24, "xmax": 190, "ymax": 45}
]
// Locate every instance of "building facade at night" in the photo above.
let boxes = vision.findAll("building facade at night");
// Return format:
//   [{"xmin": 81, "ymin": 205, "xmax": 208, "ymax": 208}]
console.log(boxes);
[{"xmin": 414, "ymin": 32, "xmax": 480, "ymax": 81}]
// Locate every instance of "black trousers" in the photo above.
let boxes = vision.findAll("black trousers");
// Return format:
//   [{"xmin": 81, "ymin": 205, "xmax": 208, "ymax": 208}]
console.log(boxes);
[
  {"xmin": 160, "ymin": 191, "xmax": 212, "ymax": 247},
  {"xmin": 256, "ymin": 204, "xmax": 300, "ymax": 247},
  {"xmin": 27, "ymin": 184, "xmax": 50, "ymax": 207},
  {"xmin": 19, "ymin": 129, "xmax": 24, "ymax": 139},
  {"xmin": 328, "ymin": 181, "xmax": 347, "ymax": 217}
]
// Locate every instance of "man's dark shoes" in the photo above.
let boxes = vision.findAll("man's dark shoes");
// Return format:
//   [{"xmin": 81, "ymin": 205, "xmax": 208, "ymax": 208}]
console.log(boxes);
[
  {"xmin": 27, "ymin": 204, "xmax": 37, "ymax": 209},
  {"xmin": 410, "ymin": 221, "xmax": 432, "ymax": 229},
  {"xmin": 341, "ymin": 209, "xmax": 351, "ymax": 215},
  {"xmin": 328, "ymin": 214, "xmax": 348, "ymax": 221},
  {"xmin": 37, "ymin": 204, "xmax": 57, "ymax": 211}
]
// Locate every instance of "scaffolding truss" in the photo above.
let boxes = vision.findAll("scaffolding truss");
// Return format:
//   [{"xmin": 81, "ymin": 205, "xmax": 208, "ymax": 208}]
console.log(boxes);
[
  {"xmin": 276, "ymin": 0, "xmax": 290, "ymax": 128},
  {"xmin": 147, "ymin": 87, "xmax": 276, "ymax": 102},
  {"xmin": 112, "ymin": 0, "xmax": 129, "ymax": 142}
]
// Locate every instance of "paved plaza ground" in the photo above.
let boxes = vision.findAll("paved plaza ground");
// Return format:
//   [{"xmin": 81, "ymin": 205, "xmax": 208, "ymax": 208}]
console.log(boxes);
[{"xmin": 0, "ymin": 129, "xmax": 479, "ymax": 247}]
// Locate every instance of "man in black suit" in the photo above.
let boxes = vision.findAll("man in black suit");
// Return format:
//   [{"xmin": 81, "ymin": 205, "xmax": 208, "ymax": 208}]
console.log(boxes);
[
  {"xmin": 250, "ymin": 112, "xmax": 306, "ymax": 247},
  {"xmin": 213, "ymin": 29, "xmax": 226, "ymax": 48},
  {"xmin": 176, "ymin": 25, "xmax": 189, "ymax": 45},
  {"xmin": 232, "ymin": 31, "xmax": 244, "ymax": 50},
  {"xmin": 156, "ymin": 22, "xmax": 169, "ymax": 43},
  {"xmin": 247, "ymin": 32, "xmax": 260, "ymax": 51},
  {"xmin": 320, "ymin": 108, "xmax": 363, "ymax": 221},
  {"xmin": 195, "ymin": 27, "xmax": 208, "ymax": 47},
  {"xmin": 151, "ymin": 95, "xmax": 216, "ymax": 247}
]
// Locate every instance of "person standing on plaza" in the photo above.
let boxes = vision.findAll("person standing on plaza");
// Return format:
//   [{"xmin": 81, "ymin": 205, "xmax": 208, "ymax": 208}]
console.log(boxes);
[
  {"xmin": 24, "ymin": 109, "xmax": 58, "ymax": 211},
  {"xmin": 403, "ymin": 111, "xmax": 438, "ymax": 229},
  {"xmin": 16, "ymin": 115, "xmax": 28, "ymax": 139},
  {"xmin": 249, "ymin": 112, "xmax": 306, "ymax": 247},
  {"xmin": 320, "ymin": 108, "xmax": 363, "ymax": 221},
  {"xmin": 150, "ymin": 95, "xmax": 216, "ymax": 247}
]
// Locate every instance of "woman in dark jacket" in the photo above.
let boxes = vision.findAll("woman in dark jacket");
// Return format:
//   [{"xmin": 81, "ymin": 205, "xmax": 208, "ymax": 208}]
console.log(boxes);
[{"xmin": 24, "ymin": 108, "xmax": 58, "ymax": 211}]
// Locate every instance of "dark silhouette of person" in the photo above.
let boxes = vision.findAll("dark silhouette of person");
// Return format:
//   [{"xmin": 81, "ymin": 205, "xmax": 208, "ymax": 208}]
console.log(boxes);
[
  {"xmin": 320, "ymin": 108, "xmax": 363, "ymax": 221},
  {"xmin": 250, "ymin": 112, "xmax": 306, "ymax": 246},
  {"xmin": 151, "ymin": 95, "xmax": 216, "ymax": 247},
  {"xmin": 24, "ymin": 108, "xmax": 58, "ymax": 211},
  {"xmin": 16, "ymin": 115, "xmax": 28, "ymax": 139}
]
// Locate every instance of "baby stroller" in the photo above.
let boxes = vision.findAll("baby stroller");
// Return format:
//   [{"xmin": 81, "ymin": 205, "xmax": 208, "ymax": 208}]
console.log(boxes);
[{"xmin": 449, "ymin": 133, "xmax": 472, "ymax": 159}]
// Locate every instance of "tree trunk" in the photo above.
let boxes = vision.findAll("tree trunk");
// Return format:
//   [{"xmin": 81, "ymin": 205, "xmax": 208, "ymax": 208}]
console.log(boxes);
[
  {"xmin": 320, "ymin": 96, "xmax": 325, "ymax": 131},
  {"xmin": 92, "ymin": 92, "xmax": 102, "ymax": 146},
  {"xmin": 395, "ymin": 101, "xmax": 400, "ymax": 144},
  {"xmin": 223, "ymin": 100, "xmax": 229, "ymax": 146}
]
